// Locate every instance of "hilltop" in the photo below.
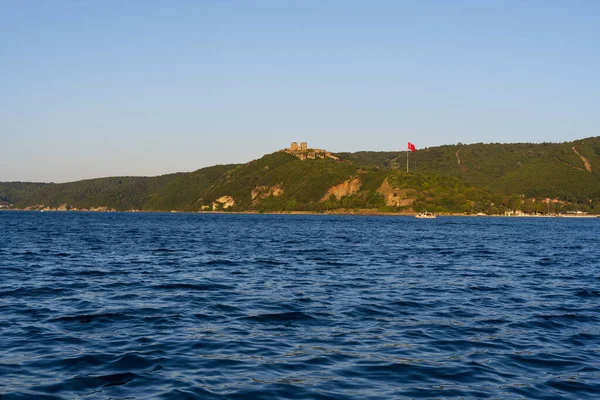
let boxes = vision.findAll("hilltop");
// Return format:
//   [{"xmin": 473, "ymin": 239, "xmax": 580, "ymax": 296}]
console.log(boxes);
[
  {"xmin": 336, "ymin": 136, "xmax": 600, "ymax": 202},
  {"xmin": 2, "ymin": 138, "xmax": 599, "ymax": 214}
]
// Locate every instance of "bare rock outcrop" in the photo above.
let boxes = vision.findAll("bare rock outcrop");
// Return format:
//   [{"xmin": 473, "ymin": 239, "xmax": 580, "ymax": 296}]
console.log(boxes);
[
  {"xmin": 377, "ymin": 178, "xmax": 414, "ymax": 207},
  {"xmin": 212, "ymin": 195, "xmax": 235, "ymax": 210},
  {"xmin": 251, "ymin": 185, "xmax": 284, "ymax": 205},
  {"xmin": 321, "ymin": 178, "xmax": 361, "ymax": 201}
]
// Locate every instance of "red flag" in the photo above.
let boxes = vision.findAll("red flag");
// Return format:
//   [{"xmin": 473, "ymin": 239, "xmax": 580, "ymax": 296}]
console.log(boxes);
[{"xmin": 408, "ymin": 142, "xmax": 416, "ymax": 152}]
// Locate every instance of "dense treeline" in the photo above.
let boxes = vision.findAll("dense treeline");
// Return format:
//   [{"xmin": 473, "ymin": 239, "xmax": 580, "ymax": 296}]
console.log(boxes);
[
  {"xmin": 336, "ymin": 136, "xmax": 600, "ymax": 206},
  {"xmin": 1, "ymin": 137, "xmax": 599, "ymax": 214},
  {"xmin": 8, "ymin": 166, "xmax": 238, "ymax": 212},
  {"xmin": 0, "ymin": 182, "xmax": 48, "ymax": 205}
]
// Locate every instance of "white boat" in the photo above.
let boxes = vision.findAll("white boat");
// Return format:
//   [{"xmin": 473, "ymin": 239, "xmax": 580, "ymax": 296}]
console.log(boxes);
[
  {"xmin": 557, "ymin": 213, "xmax": 597, "ymax": 218},
  {"xmin": 415, "ymin": 212, "xmax": 436, "ymax": 219}
]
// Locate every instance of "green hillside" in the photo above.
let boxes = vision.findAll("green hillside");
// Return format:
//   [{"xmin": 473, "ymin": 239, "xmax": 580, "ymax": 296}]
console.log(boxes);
[
  {"xmin": 10, "ymin": 164, "xmax": 238, "ymax": 212},
  {"xmin": 199, "ymin": 152, "xmax": 358, "ymax": 212},
  {"xmin": 144, "ymin": 164, "xmax": 238, "ymax": 211},
  {"xmin": 0, "ymin": 182, "xmax": 48, "ymax": 205},
  {"xmin": 3, "ymin": 137, "xmax": 600, "ymax": 214},
  {"xmin": 14, "ymin": 175, "xmax": 178, "ymax": 211},
  {"xmin": 196, "ymin": 153, "xmax": 504, "ymax": 214},
  {"xmin": 336, "ymin": 136, "xmax": 600, "ymax": 201}
]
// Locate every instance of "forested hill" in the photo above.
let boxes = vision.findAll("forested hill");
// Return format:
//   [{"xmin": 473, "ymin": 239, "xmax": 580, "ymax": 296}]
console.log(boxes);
[
  {"xmin": 3, "ymin": 164, "xmax": 237, "ymax": 212},
  {"xmin": 335, "ymin": 136, "xmax": 600, "ymax": 202},
  {"xmin": 1, "ymin": 137, "xmax": 600, "ymax": 214},
  {"xmin": 0, "ymin": 182, "xmax": 48, "ymax": 205}
]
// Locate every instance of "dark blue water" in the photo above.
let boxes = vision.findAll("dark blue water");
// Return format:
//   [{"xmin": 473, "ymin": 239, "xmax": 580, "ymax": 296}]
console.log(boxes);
[{"xmin": 1, "ymin": 212, "xmax": 599, "ymax": 399}]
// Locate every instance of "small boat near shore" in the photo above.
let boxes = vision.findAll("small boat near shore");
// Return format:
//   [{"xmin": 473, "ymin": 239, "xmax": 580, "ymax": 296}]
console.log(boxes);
[{"xmin": 415, "ymin": 212, "xmax": 436, "ymax": 219}]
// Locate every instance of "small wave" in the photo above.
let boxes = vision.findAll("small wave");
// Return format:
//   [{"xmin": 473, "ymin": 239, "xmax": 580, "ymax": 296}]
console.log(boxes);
[
  {"xmin": 153, "ymin": 248, "xmax": 177, "ymax": 252},
  {"xmin": 0, "ymin": 392, "xmax": 65, "ymax": 400},
  {"xmin": 160, "ymin": 387, "xmax": 221, "ymax": 399},
  {"xmin": 129, "ymin": 259, "xmax": 152, "ymax": 264},
  {"xmin": 74, "ymin": 269, "xmax": 108, "ymax": 277},
  {"xmin": 567, "ymin": 331, "xmax": 597, "ymax": 346},
  {"xmin": 535, "ymin": 257, "xmax": 555, "ymax": 265},
  {"xmin": 205, "ymin": 250, "xmax": 226, "ymax": 255},
  {"xmin": 576, "ymin": 289, "xmax": 600, "ymax": 297},
  {"xmin": 49, "ymin": 312, "xmax": 126, "ymax": 324},
  {"xmin": 509, "ymin": 353, "xmax": 583, "ymax": 371},
  {"xmin": 468, "ymin": 285, "xmax": 502, "ymax": 292},
  {"xmin": 110, "ymin": 353, "xmax": 162, "ymax": 371},
  {"xmin": 16, "ymin": 307, "xmax": 53, "ymax": 318},
  {"xmin": 535, "ymin": 313, "xmax": 598, "ymax": 323},
  {"xmin": 242, "ymin": 311, "xmax": 316, "ymax": 324},
  {"xmin": 253, "ymin": 258, "xmax": 287, "ymax": 266},
  {"xmin": 0, "ymin": 287, "xmax": 69, "ymax": 297},
  {"xmin": 393, "ymin": 300, "xmax": 429, "ymax": 309},
  {"xmin": 205, "ymin": 259, "xmax": 239, "ymax": 266},
  {"xmin": 230, "ymin": 270, "xmax": 245, "ymax": 275},
  {"xmin": 321, "ymin": 260, "xmax": 360, "ymax": 266},
  {"xmin": 12, "ymin": 250, "xmax": 38, "ymax": 256},
  {"xmin": 193, "ymin": 313, "xmax": 223, "ymax": 321},
  {"xmin": 213, "ymin": 303, "xmax": 244, "ymax": 314},
  {"xmin": 105, "ymin": 293, "xmax": 138, "ymax": 302},
  {"xmin": 39, "ymin": 372, "xmax": 139, "ymax": 392},
  {"xmin": 547, "ymin": 378, "xmax": 600, "ymax": 396},
  {"xmin": 474, "ymin": 249, "xmax": 496, "ymax": 255},
  {"xmin": 49, "ymin": 354, "xmax": 113, "ymax": 371},
  {"xmin": 153, "ymin": 282, "xmax": 233, "ymax": 291},
  {"xmin": 477, "ymin": 318, "xmax": 509, "ymax": 325},
  {"xmin": 561, "ymin": 244, "xmax": 583, "ymax": 250},
  {"xmin": 142, "ymin": 315, "xmax": 186, "ymax": 326},
  {"xmin": 350, "ymin": 305, "xmax": 394, "ymax": 318}
]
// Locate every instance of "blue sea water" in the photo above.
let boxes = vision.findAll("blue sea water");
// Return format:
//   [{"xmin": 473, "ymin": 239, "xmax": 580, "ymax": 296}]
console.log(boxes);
[{"xmin": 0, "ymin": 212, "xmax": 599, "ymax": 399}]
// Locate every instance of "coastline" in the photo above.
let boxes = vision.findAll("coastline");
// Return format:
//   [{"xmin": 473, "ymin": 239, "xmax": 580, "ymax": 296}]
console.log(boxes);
[{"xmin": 2, "ymin": 208, "xmax": 598, "ymax": 218}]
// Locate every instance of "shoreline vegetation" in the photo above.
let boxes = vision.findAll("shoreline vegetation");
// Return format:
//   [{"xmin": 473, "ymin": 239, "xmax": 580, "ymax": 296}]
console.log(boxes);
[
  {"xmin": 2, "ymin": 137, "xmax": 600, "ymax": 216},
  {"xmin": 1, "ymin": 208, "xmax": 598, "ymax": 218}
]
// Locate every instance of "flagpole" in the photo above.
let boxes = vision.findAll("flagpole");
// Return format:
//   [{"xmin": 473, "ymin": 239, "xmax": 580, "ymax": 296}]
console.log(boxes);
[{"xmin": 407, "ymin": 142, "xmax": 416, "ymax": 172}]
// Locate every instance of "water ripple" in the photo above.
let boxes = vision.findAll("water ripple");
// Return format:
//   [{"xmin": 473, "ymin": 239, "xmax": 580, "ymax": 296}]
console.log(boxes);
[{"xmin": 1, "ymin": 212, "xmax": 599, "ymax": 399}]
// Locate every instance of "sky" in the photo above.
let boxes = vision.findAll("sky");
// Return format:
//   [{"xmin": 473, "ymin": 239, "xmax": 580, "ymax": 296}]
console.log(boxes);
[{"xmin": 1, "ymin": 0, "xmax": 599, "ymax": 182}]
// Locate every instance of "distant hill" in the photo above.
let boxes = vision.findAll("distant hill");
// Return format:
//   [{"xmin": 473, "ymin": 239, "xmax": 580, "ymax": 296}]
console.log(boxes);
[
  {"xmin": 2, "ymin": 137, "xmax": 599, "ymax": 214},
  {"xmin": 8, "ymin": 165, "xmax": 237, "ymax": 212},
  {"xmin": 0, "ymin": 182, "xmax": 48, "ymax": 205}
]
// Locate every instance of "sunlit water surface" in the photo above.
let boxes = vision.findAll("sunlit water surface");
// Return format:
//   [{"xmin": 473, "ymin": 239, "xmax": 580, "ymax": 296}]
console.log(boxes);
[{"xmin": 1, "ymin": 212, "xmax": 599, "ymax": 399}]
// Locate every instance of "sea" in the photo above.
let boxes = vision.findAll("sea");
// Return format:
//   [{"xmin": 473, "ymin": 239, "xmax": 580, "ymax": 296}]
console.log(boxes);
[{"xmin": 0, "ymin": 212, "xmax": 599, "ymax": 399}]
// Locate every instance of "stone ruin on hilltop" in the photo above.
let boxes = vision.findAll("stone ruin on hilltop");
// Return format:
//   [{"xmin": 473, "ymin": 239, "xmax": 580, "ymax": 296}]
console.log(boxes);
[{"xmin": 282, "ymin": 142, "xmax": 339, "ymax": 161}]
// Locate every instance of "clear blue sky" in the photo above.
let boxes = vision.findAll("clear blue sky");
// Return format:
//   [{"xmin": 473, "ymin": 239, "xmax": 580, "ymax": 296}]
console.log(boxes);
[{"xmin": 1, "ymin": 1, "xmax": 599, "ymax": 182}]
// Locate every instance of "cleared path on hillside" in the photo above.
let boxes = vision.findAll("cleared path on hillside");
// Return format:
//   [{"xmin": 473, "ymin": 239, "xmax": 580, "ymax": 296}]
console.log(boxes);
[{"xmin": 572, "ymin": 146, "xmax": 592, "ymax": 172}]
